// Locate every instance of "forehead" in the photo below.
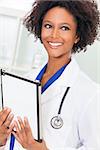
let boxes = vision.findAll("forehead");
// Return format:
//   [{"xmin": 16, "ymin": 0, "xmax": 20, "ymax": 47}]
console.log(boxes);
[{"xmin": 43, "ymin": 6, "xmax": 77, "ymax": 25}]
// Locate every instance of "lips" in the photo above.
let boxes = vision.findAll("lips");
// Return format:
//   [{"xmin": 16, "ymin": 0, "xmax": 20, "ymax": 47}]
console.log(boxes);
[{"xmin": 48, "ymin": 42, "xmax": 63, "ymax": 48}]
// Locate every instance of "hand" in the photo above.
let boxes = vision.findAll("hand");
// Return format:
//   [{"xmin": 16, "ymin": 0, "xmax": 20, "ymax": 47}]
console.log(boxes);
[
  {"xmin": 12, "ymin": 117, "xmax": 48, "ymax": 150},
  {"xmin": 0, "ymin": 107, "xmax": 14, "ymax": 146}
]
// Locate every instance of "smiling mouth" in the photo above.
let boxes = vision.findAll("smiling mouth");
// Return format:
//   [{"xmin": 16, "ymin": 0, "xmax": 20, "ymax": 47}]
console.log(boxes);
[{"xmin": 48, "ymin": 42, "xmax": 63, "ymax": 48}]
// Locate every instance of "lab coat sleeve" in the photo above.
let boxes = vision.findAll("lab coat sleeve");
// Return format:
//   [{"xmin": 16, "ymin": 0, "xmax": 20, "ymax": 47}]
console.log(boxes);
[{"xmin": 77, "ymin": 89, "xmax": 100, "ymax": 150}]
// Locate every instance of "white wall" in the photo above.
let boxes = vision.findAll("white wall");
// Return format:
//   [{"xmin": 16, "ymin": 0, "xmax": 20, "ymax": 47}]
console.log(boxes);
[
  {"xmin": 74, "ymin": 40, "xmax": 100, "ymax": 83},
  {"xmin": 0, "ymin": 0, "xmax": 34, "ymax": 11}
]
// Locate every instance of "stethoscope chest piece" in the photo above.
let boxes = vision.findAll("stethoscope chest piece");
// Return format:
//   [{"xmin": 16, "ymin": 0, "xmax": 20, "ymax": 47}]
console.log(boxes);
[
  {"xmin": 50, "ymin": 87, "xmax": 70, "ymax": 129},
  {"xmin": 50, "ymin": 115, "xmax": 63, "ymax": 129}
]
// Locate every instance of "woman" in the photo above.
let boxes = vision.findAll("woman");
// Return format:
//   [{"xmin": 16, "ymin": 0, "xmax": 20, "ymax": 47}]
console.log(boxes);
[{"xmin": 0, "ymin": 0, "xmax": 100, "ymax": 149}]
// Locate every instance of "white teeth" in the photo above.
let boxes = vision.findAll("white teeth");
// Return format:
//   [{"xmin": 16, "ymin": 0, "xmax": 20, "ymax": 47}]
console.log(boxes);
[{"xmin": 48, "ymin": 42, "xmax": 62, "ymax": 47}]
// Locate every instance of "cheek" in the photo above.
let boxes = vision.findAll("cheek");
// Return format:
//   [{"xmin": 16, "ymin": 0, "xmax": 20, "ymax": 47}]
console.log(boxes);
[
  {"xmin": 61, "ymin": 36, "xmax": 76, "ymax": 52},
  {"xmin": 62, "ymin": 33, "xmax": 77, "ymax": 44},
  {"xmin": 41, "ymin": 29, "xmax": 50, "ymax": 41}
]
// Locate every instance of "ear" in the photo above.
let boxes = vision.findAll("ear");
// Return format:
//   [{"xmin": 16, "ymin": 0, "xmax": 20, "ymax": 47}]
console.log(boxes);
[{"xmin": 74, "ymin": 35, "xmax": 80, "ymax": 44}]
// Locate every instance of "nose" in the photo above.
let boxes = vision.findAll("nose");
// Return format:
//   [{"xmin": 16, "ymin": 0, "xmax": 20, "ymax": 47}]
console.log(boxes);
[{"xmin": 51, "ymin": 28, "xmax": 59, "ymax": 38}]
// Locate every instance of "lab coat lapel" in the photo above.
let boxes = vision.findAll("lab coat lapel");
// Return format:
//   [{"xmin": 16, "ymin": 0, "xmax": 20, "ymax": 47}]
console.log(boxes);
[{"xmin": 41, "ymin": 58, "xmax": 80, "ymax": 104}]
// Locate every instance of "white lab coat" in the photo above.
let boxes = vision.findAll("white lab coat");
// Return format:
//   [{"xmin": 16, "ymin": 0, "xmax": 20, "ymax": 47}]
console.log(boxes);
[{"xmin": 0, "ymin": 58, "xmax": 100, "ymax": 150}]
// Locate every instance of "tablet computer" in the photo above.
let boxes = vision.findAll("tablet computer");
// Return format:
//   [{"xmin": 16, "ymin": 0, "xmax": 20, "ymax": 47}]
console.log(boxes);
[{"xmin": 0, "ymin": 69, "xmax": 42, "ymax": 142}]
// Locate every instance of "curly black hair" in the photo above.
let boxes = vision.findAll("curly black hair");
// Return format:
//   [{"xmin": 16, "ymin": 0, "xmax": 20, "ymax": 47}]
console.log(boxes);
[{"xmin": 23, "ymin": 0, "xmax": 100, "ymax": 53}]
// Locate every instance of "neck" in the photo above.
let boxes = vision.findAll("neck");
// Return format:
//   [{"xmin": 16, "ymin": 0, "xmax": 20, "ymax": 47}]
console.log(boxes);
[{"xmin": 46, "ymin": 55, "xmax": 71, "ymax": 75}]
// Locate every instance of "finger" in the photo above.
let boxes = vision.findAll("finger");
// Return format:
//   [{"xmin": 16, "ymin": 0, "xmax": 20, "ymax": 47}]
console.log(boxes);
[
  {"xmin": 0, "ymin": 107, "xmax": 7, "ymax": 114},
  {"xmin": 12, "ymin": 121, "xmax": 25, "ymax": 146},
  {"xmin": 1, "ymin": 107, "xmax": 11, "ymax": 115},
  {"xmin": 13, "ymin": 120, "xmax": 20, "ymax": 133},
  {"xmin": 17, "ymin": 117, "xmax": 25, "ymax": 131},
  {"xmin": 24, "ymin": 117, "xmax": 33, "ymax": 138},
  {"xmin": 7, "ymin": 122, "xmax": 15, "ymax": 134},
  {"xmin": 3, "ymin": 113, "xmax": 14, "ymax": 129},
  {"xmin": 24, "ymin": 117, "xmax": 32, "ymax": 131},
  {"xmin": 14, "ymin": 120, "xmax": 26, "ymax": 139},
  {"xmin": 0, "ymin": 108, "xmax": 11, "ymax": 126},
  {"xmin": 12, "ymin": 130, "xmax": 21, "ymax": 145}
]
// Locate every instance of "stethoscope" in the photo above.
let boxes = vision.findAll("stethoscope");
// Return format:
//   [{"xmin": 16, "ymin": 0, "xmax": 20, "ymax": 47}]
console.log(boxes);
[{"xmin": 50, "ymin": 87, "xmax": 70, "ymax": 129}]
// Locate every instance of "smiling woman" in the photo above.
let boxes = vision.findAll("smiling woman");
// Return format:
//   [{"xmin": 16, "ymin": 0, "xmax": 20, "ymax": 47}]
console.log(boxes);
[{"xmin": 0, "ymin": 0, "xmax": 100, "ymax": 150}]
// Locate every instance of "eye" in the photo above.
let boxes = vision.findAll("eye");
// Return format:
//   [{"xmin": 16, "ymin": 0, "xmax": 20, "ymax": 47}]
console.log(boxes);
[
  {"xmin": 44, "ymin": 24, "xmax": 52, "ymax": 29},
  {"xmin": 61, "ymin": 26, "xmax": 70, "ymax": 31}
]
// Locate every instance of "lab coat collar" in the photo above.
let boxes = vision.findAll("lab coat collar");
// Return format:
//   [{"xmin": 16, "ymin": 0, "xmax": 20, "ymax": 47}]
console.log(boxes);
[
  {"xmin": 57, "ymin": 57, "xmax": 80, "ymax": 87},
  {"xmin": 41, "ymin": 57, "xmax": 80, "ymax": 104}
]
